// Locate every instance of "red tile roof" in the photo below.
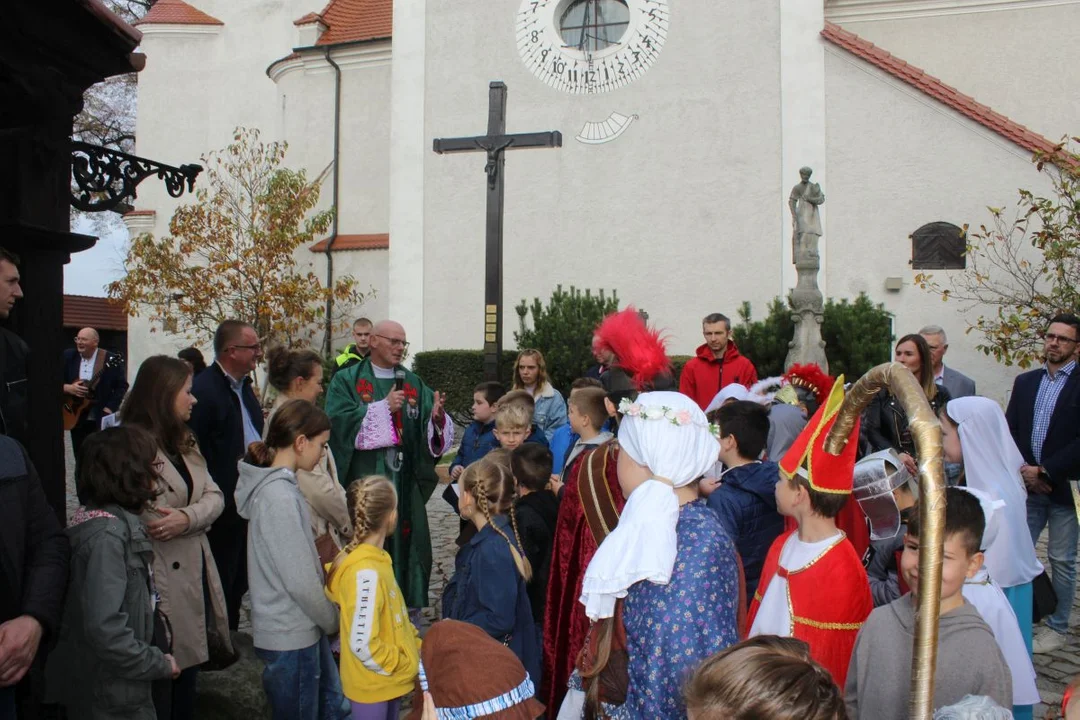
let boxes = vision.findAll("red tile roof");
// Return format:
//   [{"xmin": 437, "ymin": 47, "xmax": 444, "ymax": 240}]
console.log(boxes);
[
  {"xmin": 315, "ymin": 0, "xmax": 391, "ymax": 46},
  {"xmin": 123, "ymin": 209, "xmax": 155, "ymax": 217},
  {"xmin": 134, "ymin": 0, "xmax": 223, "ymax": 26},
  {"xmin": 64, "ymin": 295, "xmax": 129, "ymax": 332},
  {"xmin": 310, "ymin": 233, "xmax": 389, "ymax": 252},
  {"xmin": 821, "ymin": 22, "xmax": 1059, "ymax": 158},
  {"xmin": 294, "ymin": 12, "xmax": 323, "ymax": 25}
]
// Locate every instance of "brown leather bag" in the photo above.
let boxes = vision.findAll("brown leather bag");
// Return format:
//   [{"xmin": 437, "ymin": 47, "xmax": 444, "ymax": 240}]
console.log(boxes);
[{"xmin": 315, "ymin": 533, "xmax": 339, "ymax": 576}]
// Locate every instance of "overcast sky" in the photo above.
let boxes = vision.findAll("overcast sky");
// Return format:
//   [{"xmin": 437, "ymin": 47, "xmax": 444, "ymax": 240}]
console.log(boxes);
[{"xmin": 65, "ymin": 216, "xmax": 127, "ymax": 297}]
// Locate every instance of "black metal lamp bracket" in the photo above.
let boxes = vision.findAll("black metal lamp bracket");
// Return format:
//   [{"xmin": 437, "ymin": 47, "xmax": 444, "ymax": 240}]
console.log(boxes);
[{"xmin": 70, "ymin": 140, "xmax": 202, "ymax": 213}]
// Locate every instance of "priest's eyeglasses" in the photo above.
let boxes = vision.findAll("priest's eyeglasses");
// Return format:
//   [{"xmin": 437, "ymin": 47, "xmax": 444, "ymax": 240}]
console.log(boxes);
[{"xmin": 375, "ymin": 335, "xmax": 410, "ymax": 349}]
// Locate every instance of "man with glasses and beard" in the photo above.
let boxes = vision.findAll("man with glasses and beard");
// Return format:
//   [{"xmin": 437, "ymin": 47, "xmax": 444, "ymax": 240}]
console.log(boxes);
[
  {"xmin": 325, "ymin": 320, "xmax": 451, "ymax": 617},
  {"xmin": 189, "ymin": 319, "xmax": 264, "ymax": 630},
  {"xmin": 1006, "ymin": 313, "xmax": 1080, "ymax": 654}
]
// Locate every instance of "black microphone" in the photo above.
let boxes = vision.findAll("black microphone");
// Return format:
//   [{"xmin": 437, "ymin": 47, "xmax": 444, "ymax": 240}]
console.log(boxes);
[{"xmin": 394, "ymin": 369, "xmax": 406, "ymax": 393}]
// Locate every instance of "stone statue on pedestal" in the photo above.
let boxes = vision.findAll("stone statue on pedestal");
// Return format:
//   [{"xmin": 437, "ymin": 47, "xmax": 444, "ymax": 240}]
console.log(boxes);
[
  {"xmin": 785, "ymin": 166, "xmax": 829, "ymax": 373},
  {"xmin": 789, "ymin": 166, "xmax": 824, "ymax": 263}
]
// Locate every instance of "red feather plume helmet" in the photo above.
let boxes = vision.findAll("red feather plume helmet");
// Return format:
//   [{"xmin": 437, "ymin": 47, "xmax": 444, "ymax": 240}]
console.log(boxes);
[
  {"xmin": 593, "ymin": 307, "xmax": 672, "ymax": 390},
  {"xmin": 783, "ymin": 363, "xmax": 834, "ymax": 408}
]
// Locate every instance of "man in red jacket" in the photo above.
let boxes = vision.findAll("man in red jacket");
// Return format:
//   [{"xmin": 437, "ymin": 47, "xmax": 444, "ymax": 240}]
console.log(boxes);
[{"xmin": 680, "ymin": 313, "xmax": 759, "ymax": 410}]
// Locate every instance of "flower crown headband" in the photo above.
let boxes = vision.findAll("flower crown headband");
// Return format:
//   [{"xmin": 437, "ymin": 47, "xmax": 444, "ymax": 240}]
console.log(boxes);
[{"xmin": 618, "ymin": 398, "xmax": 721, "ymax": 438}]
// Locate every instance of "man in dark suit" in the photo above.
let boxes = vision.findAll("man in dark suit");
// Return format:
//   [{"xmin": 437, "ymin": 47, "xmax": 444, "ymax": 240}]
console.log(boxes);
[
  {"xmin": 62, "ymin": 327, "xmax": 126, "ymax": 462},
  {"xmin": 1006, "ymin": 312, "xmax": 1080, "ymax": 654},
  {"xmin": 920, "ymin": 325, "xmax": 976, "ymax": 398},
  {"xmin": 188, "ymin": 319, "xmax": 264, "ymax": 630},
  {"xmin": 0, "ymin": 435, "xmax": 68, "ymax": 718},
  {"xmin": 0, "ymin": 247, "xmax": 28, "ymax": 446}
]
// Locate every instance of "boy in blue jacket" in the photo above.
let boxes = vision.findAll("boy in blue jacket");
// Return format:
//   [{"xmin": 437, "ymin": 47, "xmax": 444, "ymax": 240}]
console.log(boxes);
[
  {"xmin": 449, "ymin": 381, "xmax": 505, "ymax": 482},
  {"xmin": 705, "ymin": 400, "xmax": 784, "ymax": 604},
  {"xmin": 444, "ymin": 382, "xmax": 504, "ymax": 517}
]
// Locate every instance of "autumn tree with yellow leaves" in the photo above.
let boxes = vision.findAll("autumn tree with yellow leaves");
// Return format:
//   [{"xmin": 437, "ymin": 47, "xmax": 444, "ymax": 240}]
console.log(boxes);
[{"xmin": 108, "ymin": 127, "xmax": 365, "ymax": 350}]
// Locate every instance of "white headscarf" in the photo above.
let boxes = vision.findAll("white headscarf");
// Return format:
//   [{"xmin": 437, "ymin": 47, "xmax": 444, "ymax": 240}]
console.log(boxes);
[
  {"xmin": 957, "ymin": 486, "xmax": 1006, "ymax": 551},
  {"xmin": 704, "ymin": 384, "xmax": 751, "ymax": 414},
  {"xmin": 580, "ymin": 392, "xmax": 720, "ymax": 620},
  {"xmin": 947, "ymin": 396, "xmax": 1043, "ymax": 588}
]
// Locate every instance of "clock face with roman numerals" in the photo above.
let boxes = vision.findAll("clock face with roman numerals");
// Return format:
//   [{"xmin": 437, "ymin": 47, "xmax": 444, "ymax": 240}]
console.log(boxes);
[{"xmin": 516, "ymin": 0, "xmax": 670, "ymax": 94}]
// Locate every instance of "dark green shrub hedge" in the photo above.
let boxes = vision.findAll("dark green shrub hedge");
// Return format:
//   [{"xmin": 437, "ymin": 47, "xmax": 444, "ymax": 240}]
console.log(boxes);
[
  {"xmin": 412, "ymin": 350, "xmax": 518, "ymax": 423},
  {"xmin": 732, "ymin": 293, "xmax": 894, "ymax": 381},
  {"xmin": 670, "ymin": 355, "xmax": 692, "ymax": 384},
  {"xmin": 734, "ymin": 298, "xmax": 796, "ymax": 378},
  {"xmin": 822, "ymin": 294, "xmax": 895, "ymax": 378}
]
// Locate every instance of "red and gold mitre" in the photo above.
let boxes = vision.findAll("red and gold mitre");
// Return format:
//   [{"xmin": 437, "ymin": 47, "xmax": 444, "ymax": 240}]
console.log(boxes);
[{"xmin": 778, "ymin": 376, "xmax": 860, "ymax": 495}]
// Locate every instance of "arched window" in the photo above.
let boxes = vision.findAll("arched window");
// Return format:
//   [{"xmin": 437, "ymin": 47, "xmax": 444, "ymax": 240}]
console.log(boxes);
[
  {"xmin": 910, "ymin": 221, "xmax": 966, "ymax": 270},
  {"xmin": 559, "ymin": 0, "xmax": 630, "ymax": 53}
]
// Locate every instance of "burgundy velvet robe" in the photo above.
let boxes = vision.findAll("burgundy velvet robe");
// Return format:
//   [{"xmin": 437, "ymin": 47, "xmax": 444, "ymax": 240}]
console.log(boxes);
[{"xmin": 541, "ymin": 440, "xmax": 624, "ymax": 718}]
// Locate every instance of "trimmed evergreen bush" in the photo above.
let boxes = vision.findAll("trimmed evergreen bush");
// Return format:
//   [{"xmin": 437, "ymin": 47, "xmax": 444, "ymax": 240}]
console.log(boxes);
[
  {"xmin": 732, "ymin": 293, "xmax": 894, "ymax": 381},
  {"xmin": 734, "ymin": 298, "xmax": 795, "ymax": 378},
  {"xmin": 515, "ymin": 286, "xmax": 620, "ymax": 394},
  {"xmin": 822, "ymin": 294, "xmax": 895, "ymax": 378}
]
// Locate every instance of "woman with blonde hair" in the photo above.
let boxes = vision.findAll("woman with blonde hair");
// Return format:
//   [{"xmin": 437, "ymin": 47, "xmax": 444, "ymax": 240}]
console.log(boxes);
[
  {"xmin": 119, "ymin": 355, "xmax": 233, "ymax": 720},
  {"xmin": 442, "ymin": 455, "xmax": 540, "ymax": 682},
  {"xmin": 265, "ymin": 345, "xmax": 352, "ymax": 551},
  {"xmin": 511, "ymin": 349, "xmax": 567, "ymax": 442}
]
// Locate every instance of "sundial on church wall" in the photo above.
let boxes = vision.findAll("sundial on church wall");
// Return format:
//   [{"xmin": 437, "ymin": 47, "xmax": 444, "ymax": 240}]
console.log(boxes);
[{"xmin": 516, "ymin": 0, "xmax": 669, "ymax": 143}]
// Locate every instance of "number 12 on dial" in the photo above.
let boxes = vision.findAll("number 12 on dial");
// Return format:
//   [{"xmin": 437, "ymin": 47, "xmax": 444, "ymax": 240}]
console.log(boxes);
[{"xmin": 516, "ymin": 0, "xmax": 670, "ymax": 94}]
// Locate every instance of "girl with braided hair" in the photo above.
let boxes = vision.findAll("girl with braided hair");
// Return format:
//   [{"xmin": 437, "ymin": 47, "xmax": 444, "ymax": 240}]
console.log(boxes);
[
  {"xmin": 442, "ymin": 455, "xmax": 542, "ymax": 684},
  {"xmin": 325, "ymin": 475, "xmax": 420, "ymax": 720}
]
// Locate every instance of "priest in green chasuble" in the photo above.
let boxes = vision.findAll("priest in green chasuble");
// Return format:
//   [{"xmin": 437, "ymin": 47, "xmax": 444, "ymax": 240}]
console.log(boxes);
[{"xmin": 325, "ymin": 320, "xmax": 452, "ymax": 609}]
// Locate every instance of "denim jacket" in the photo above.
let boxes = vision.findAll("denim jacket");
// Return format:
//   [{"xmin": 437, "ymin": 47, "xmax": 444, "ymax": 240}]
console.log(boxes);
[
  {"xmin": 532, "ymin": 383, "xmax": 567, "ymax": 443},
  {"xmin": 442, "ymin": 515, "xmax": 541, "ymax": 682}
]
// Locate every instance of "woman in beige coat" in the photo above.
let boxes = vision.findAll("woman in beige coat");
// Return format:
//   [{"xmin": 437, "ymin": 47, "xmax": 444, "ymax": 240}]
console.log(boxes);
[
  {"xmin": 265, "ymin": 346, "xmax": 352, "ymax": 550},
  {"xmin": 119, "ymin": 355, "xmax": 234, "ymax": 720}
]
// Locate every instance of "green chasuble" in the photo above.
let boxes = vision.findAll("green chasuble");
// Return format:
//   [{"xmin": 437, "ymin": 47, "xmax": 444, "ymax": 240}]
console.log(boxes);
[{"xmin": 325, "ymin": 358, "xmax": 443, "ymax": 608}]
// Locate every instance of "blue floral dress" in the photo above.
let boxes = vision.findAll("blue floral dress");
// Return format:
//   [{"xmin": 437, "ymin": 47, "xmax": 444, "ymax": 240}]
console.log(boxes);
[{"xmin": 611, "ymin": 499, "xmax": 740, "ymax": 719}]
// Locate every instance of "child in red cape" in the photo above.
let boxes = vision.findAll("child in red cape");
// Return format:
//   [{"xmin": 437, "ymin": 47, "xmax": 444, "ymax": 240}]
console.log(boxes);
[{"xmin": 746, "ymin": 377, "xmax": 872, "ymax": 689}]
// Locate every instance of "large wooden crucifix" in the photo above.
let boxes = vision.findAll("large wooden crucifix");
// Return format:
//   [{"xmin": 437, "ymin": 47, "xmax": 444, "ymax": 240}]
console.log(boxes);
[{"xmin": 433, "ymin": 81, "xmax": 562, "ymax": 381}]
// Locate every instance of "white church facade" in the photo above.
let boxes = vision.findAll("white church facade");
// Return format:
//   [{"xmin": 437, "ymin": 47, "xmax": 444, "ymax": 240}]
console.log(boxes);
[{"xmin": 123, "ymin": 0, "xmax": 1080, "ymax": 402}]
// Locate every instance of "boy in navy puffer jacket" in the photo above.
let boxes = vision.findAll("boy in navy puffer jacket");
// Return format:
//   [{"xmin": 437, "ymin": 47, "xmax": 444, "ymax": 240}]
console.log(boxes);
[{"xmin": 705, "ymin": 400, "xmax": 784, "ymax": 605}]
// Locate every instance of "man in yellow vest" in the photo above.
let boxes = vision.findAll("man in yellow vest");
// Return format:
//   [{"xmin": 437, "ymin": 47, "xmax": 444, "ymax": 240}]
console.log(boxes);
[{"xmin": 335, "ymin": 317, "xmax": 372, "ymax": 373}]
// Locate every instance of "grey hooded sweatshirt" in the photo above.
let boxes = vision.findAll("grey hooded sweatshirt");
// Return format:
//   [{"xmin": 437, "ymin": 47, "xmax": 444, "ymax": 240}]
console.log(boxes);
[
  {"xmin": 235, "ymin": 463, "xmax": 338, "ymax": 651},
  {"xmin": 845, "ymin": 595, "xmax": 1012, "ymax": 720}
]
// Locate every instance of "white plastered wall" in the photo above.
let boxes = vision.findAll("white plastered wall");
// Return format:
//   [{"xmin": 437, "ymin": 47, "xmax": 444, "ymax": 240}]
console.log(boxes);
[
  {"xmin": 419, "ymin": 0, "xmax": 785, "ymax": 358},
  {"xmin": 830, "ymin": 2, "xmax": 1080, "ymax": 142},
  {"xmin": 824, "ymin": 48, "xmax": 1056, "ymax": 403},
  {"xmin": 273, "ymin": 44, "xmax": 393, "ymax": 352}
]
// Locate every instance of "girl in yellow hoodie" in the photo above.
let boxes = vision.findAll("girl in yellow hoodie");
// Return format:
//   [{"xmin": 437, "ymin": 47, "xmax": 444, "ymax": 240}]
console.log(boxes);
[{"xmin": 326, "ymin": 476, "xmax": 421, "ymax": 720}]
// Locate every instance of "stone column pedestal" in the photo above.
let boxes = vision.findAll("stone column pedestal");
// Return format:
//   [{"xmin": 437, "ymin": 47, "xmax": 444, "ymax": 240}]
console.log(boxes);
[{"xmin": 785, "ymin": 249, "xmax": 829, "ymax": 372}]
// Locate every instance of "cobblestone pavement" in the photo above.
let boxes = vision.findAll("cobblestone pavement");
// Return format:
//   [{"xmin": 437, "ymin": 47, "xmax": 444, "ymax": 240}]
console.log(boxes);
[
  {"xmin": 64, "ymin": 436, "xmax": 1079, "ymax": 717},
  {"xmin": 1032, "ymin": 533, "xmax": 1078, "ymax": 718}
]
